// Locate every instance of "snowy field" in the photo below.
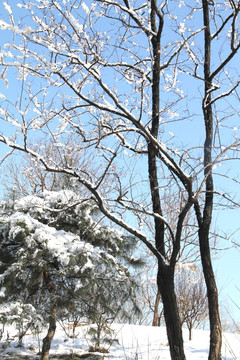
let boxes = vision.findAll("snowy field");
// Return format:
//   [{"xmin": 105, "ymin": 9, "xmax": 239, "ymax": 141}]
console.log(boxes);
[{"xmin": 1, "ymin": 323, "xmax": 240, "ymax": 359}]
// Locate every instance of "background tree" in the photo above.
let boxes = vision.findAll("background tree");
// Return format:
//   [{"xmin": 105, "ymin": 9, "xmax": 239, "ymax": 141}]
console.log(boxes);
[
  {"xmin": 175, "ymin": 263, "xmax": 208, "ymax": 341},
  {"xmin": 1, "ymin": 136, "xmax": 94, "ymax": 197},
  {"xmin": 1, "ymin": 1, "xmax": 240, "ymax": 359}
]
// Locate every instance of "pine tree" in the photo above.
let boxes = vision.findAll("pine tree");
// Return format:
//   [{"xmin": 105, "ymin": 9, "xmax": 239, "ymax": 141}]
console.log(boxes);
[{"xmin": 0, "ymin": 190, "xmax": 140, "ymax": 359}]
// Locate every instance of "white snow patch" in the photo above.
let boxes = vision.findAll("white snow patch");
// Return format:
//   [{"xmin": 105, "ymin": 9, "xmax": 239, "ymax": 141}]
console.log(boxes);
[{"xmin": 0, "ymin": 323, "xmax": 239, "ymax": 359}]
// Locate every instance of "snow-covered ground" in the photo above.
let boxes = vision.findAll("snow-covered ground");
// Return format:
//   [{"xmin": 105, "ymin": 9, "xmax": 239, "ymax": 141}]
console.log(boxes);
[{"xmin": 1, "ymin": 323, "xmax": 240, "ymax": 359}]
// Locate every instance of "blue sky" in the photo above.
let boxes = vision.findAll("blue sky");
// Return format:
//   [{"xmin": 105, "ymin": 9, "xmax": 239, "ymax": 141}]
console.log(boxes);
[{"xmin": 0, "ymin": 0, "xmax": 240, "ymax": 328}]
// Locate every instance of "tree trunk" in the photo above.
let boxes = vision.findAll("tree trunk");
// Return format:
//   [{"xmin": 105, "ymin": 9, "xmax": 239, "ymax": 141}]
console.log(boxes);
[
  {"xmin": 157, "ymin": 264, "xmax": 186, "ymax": 360},
  {"xmin": 198, "ymin": 226, "xmax": 222, "ymax": 360},
  {"xmin": 188, "ymin": 324, "xmax": 192, "ymax": 341},
  {"xmin": 41, "ymin": 301, "xmax": 57, "ymax": 360},
  {"xmin": 152, "ymin": 290, "xmax": 161, "ymax": 326},
  {"xmin": 41, "ymin": 271, "xmax": 57, "ymax": 360}
]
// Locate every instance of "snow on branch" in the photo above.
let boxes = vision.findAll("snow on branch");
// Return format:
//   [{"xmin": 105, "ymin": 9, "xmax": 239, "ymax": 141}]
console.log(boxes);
[
  {"xmin": 206, "ymin": 81, "xmax": 240, "ymax": 107},
  {"xmin": 0, "ymin": 135, "xmax": 165, "ymax": 264},
  {"xmin": 100, "ymin": 0, "xmax": 156, "ymax": 38}
]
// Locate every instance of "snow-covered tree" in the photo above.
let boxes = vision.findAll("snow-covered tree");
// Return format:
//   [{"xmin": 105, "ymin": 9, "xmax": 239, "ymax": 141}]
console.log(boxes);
[
  {"xmin": 1, "ymin": 1, "xmax": 240, "ymax": 358},
  {"xmin": 0, "ymin": 190, "xmax": 139, "ymax": 360}
]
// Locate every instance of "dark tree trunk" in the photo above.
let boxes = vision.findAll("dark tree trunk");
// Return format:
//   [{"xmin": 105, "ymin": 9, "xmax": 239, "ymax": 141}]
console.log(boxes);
[
  {"xmin": 157, "ymin": 264, "xmax": 186, "ymax": 360},
  {"xmin": 198, "ymin": 224, "xmax": 222, "ymax": 359},
  {"xmin": 195, "ymin": 198, "xmax": 222, "ymax": 359},
  {"xmin": 147, "ymin": 3, "xmax": 186, "ymax": 358},
  {"xmin": 148, "ymin": 123, "xmax": 186, "ymax": 359},
  {"xmin": 197, "ymin": 1, "xmax": 222, "ymax": 358}
]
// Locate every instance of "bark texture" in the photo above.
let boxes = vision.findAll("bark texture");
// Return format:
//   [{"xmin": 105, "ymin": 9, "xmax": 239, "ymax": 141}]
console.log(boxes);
[
  {"xmin": 157, "ymin": 265, "xmax": 186, "ymax": 360},
  {"xmin": 41, "ymin": 307, "xmax": 57, "ymax": 360},
  {"xmin": 41, "ymin": 272, "xmax": 57, "ymax": 360}
]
